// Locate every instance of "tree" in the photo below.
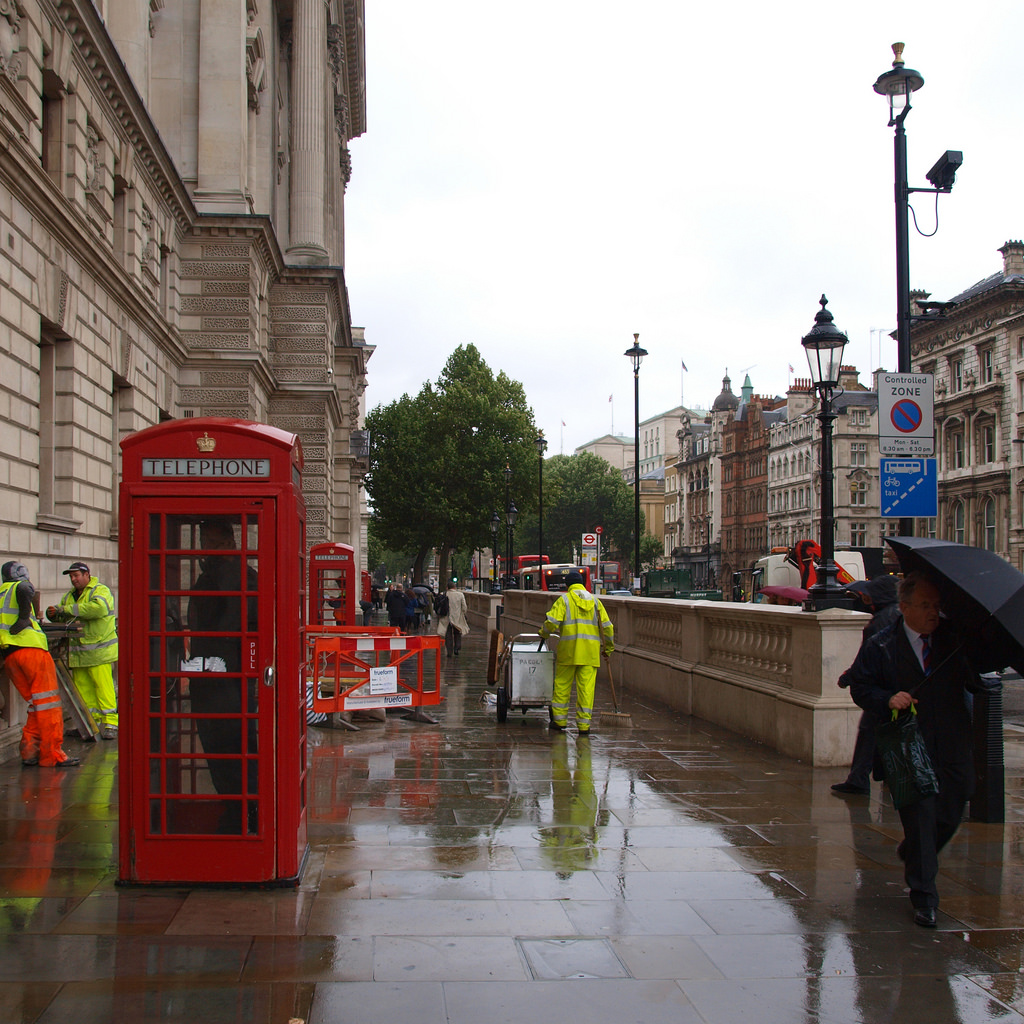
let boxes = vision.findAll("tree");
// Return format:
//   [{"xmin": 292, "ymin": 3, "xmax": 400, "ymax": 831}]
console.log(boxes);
[
  {"xmin": 640, "ymin": 532, "xmax": 663, "ymax": 572},
  {"xmin": 365, "ymin": 345, "xmax": 538, "ymax": 583},
  {"xmin": 541, "ymin": 453, "xmax": 635, "ymax": 565}
]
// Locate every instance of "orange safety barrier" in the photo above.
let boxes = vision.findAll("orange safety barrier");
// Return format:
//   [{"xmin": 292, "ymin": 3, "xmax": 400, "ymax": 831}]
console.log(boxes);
[{"xmin": 307, "ymin": 630, "xmax": 444, "ymax": 716}]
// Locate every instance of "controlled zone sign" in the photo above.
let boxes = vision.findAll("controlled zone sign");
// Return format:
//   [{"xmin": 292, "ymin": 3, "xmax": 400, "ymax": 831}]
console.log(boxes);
[
  {"xmin": 878, "ymin": 373, "xmax": 934, "ymax": 456},
  {"xmin": 880, "ymin": 458, "xmax": 937, "ymax": 518}
]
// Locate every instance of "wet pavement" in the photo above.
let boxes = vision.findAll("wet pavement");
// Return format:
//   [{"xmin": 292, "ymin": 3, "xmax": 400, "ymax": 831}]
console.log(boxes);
[{"xmin": 2, "ymin": 626, "xmax": 1024, "ymax": 1023}]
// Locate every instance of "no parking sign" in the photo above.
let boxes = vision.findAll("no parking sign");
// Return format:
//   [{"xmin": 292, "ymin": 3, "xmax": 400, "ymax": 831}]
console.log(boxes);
[{"xmin": 878, "ymin": 373, "xmax": 934, "ymax": 456}]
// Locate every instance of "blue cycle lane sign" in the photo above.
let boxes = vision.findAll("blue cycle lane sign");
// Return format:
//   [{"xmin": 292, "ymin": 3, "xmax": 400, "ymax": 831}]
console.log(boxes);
[
  {"xmin": 880, "ymin": 458, "xmax": 937, "ymax": 518},
  {"xmin": 878, "ymin": 373, "xmax": 934, "ymax": 456}
]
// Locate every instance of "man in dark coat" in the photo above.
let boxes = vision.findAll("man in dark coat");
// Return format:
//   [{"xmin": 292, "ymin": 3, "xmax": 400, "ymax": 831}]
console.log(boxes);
[
  {"xmin": 832, "ymin": 575, "xmax": 901, "ymax": 796},
  {"xmin": 845, "ymin": 571, "xmax": 999, "ymax": 928}
]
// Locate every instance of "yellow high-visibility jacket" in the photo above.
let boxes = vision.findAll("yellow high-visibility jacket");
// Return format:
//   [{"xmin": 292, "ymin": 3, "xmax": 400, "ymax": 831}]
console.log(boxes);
[
  {"xmin": 539, "ymin": 584, "xmax": 614, "ymax": 666},
  {"xmin": 57, "ymin": 577, "xmax": 118, "ymax": 667},
  {"xmin": 0, "ymin": 581, "xmax": 48, "ymax": 650}
]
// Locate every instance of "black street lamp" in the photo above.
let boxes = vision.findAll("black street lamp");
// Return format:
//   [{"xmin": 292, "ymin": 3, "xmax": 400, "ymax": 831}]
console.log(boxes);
[
  {"xmin": 503, "ymin": 461, "xmax": 514, "ymax": 588},
  {"xmin": 489, "ymin": 511, "xmax": 501, "ymax": 593},
  {"xmin": 624, "ymin": 333, "xmax": 647, "ymax": 587},
  {"xmin": 505, "ymin": 500, "xmax": 518, "ymax": 589},
  {"xmin": 535, "ymin": 432, "xmax": 547, "ymax": 566},
  {"xmin": 873, "ymin": 42, "xmax": 924, "ymax": 375},
  {"xmin": 801, "ymin": 296, "xmax": 858, "ymax": 611}
]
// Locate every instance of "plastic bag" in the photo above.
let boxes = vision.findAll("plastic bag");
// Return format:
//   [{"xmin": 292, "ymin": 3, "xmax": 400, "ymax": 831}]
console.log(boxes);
[{"xmin": 874, "ymin": 705, "xmax": 939, "ymax": 810}]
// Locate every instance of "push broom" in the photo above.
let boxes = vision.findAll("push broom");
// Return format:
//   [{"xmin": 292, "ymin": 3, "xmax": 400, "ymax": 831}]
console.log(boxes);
[{"xmin": 599, "ymin": 655, "xmax": 632, "ymax": 727}]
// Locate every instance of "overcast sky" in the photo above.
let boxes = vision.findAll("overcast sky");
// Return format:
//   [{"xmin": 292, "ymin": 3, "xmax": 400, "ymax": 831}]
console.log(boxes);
[{"xmin": 345, "ymin": 1, "xmax": 1024, "ymax": 456}]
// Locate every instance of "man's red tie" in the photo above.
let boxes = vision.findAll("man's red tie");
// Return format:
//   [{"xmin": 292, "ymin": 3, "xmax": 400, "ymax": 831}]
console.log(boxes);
[{"xmin": 921, "ymin": 634, "xmax": 931, "ymax": 672}]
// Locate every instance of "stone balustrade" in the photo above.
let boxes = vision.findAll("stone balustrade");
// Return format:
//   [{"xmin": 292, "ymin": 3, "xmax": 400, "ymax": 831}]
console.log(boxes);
[{"xmin": 465, "ymin": 588, "xmax": 870, "ymax": 766}]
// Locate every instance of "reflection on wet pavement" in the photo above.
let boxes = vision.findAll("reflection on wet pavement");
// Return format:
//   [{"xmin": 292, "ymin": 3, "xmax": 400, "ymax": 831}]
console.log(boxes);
[{"xmin": 1, "ymin": 623, "xmax": 1024, "ymax": 1022}]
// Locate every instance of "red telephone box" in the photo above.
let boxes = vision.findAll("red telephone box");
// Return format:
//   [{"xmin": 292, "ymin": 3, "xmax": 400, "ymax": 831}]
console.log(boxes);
[
  {"xmin": 308, "ymin": 542, "xmax": 355, "ymax": 626},
  {"xmin": 118, "ymin": 418, "xmax": 307, "ymax": 885}
]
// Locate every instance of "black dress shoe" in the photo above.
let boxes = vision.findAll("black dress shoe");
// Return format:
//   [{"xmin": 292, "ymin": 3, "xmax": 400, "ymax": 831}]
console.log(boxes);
[
  {"xmin": 55, "ymin": 758, "xmax": 81, "ymax": 768},
  {"xmin": 21, "ymin": 758, "xmax": 38, "ymax": 767},
  {"xmin": 549, "ymin": 722, "xmax": 565, "ymax": 732},
  {"xmin": 914, "ymin": 907, "xmax": 937, "ymax": 928},
  {"xmin": 831, "ymin": 782, "xmax": 869, "ymax": 795}
]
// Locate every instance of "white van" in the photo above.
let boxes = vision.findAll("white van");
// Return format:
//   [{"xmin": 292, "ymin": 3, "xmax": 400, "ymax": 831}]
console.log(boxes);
[{"xmin": 752, "ymin": 548, "xmax": 865, "ymax": 597}]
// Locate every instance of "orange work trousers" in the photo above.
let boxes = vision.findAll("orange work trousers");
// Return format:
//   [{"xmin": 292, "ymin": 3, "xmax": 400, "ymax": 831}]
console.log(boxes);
[{"xmin": 4, "ymin": 647, "xmax": 69, "ymax": 766}]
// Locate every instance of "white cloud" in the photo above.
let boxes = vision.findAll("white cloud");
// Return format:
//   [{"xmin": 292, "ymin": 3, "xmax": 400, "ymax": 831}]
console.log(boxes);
[{"xmin": 346, "ymin": 0, "xmax": 1024, "ymax": 454}]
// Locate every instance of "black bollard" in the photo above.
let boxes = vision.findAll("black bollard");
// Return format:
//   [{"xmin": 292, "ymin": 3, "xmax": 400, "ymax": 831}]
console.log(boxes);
[{"xmin": 970, "ymin": 673, "xmax": 1004, "ymax": 823}]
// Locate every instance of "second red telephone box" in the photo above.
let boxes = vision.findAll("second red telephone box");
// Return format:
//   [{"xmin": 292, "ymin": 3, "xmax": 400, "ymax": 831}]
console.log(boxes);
[{"xmin": 308, "ymin": 542, "xmax": 356, "ymax": 626}]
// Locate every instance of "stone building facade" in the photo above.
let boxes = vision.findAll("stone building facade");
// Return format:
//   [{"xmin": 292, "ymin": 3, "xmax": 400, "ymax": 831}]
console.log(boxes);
[
  {"xmin": 0, "ymin": 0, "xmax": 370, "ymax": 608},
  {"xmin": 767, "ymin": 368, "xmax": 886, "ymax": 554},
  {"xmin": 910, "ymin": 241, "xmax": 1024, "ymax": 570},
  {"xmin": 719, "ymin": 382, "xmax": 784, "ymax": 588}
]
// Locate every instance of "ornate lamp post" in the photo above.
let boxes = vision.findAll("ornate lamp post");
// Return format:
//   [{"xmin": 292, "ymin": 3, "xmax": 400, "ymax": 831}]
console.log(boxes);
[
  {"xmin": 535, "ymin": 432, "xmax": 547, "ymax": 566},
  {"xmin": 505, "ymin": 501, "xmax": 518, "ymax": 588},
  {"xmin": 801, "ymin": 296, "xmax": 858, "ymax": 611},
  {"xmin": 489, "ymin": 511, "xmax": 501, "ymax": 593},
  {"xmin": 503, "ymin": 461, "xmax": 514, "ymax": 588},
  {"xmin": 624, "ymin": 333, "xmax": 647, "ymax": 587}
]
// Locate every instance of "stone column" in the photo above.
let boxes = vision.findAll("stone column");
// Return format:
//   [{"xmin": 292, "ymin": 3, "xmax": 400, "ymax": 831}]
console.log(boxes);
[
  {"xmin": 194, "ymin": 0, "xmax": 250, "ymax": 214},
  {"xmin": 287, "ymin": 0, "xmax": 328, "ymax": 263},
  {"xmin": 106, "ymin": 0, "xmax": 150, "ymax": 104}
]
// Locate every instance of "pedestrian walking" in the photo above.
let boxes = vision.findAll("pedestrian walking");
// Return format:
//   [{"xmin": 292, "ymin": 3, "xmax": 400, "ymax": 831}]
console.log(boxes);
[
  {"xmin": 435, "ymin": 580, "xmax": 469, "ymax": 656},
  {"xmin": 831, "ymin": 574, "xmax": 900, "ymax": 796},
  {"xmin": 46, "ymin": 562, "xmax": 119, "ymax": 739},
  {"xmin": 538, "ymin": 570, "xmax": 614, "ymax": 735},
  {"xmin": 845, "ymin": 572, "xmax": 1003, "ymax": 928}
]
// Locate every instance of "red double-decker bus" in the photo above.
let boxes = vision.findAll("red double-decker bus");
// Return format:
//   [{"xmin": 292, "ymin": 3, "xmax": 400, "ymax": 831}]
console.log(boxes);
[
  {"xmin": 600, "ymin": 561, "xmax": 621, "ymax": 586},
  {"xmin": 515, "ymin": 563, "xmax": 592, "ymax": 592}
]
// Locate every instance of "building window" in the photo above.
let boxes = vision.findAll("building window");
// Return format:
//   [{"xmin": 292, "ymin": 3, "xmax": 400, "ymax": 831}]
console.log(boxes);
[
  {"xmin": 850, "ymin": 481, "xmax": 867, "ymax": 506},
  {"xmin": 851, "ymin": 442, "xmax": 867, "ymax": 467},
  {"xmin": 850, "ymin": 409, "xmax": 867, "ymax": 426},
  {"xmin": 950, "ymin": 429, "xmax": 965, "ymax": 470},
  {"xmin": 953, "ymin": 502, "xmax": 965, "ymax": 544},
  {"xmin": 983, "ymin": 499, "xmax": 996, "ymax": 552},
  {"xmin": 851, "ymin": 522, "xmax": 867, "ymax": 546},
  {"xmin": 979, "ymin": 347, "xmax": 994, "ymax": 384},
  {"xmin": 41, "ymin": 79, "xmax": 65, "ymax": 187},
  {"xmin": 980, "ymin": 423, "xmax": 995, "ymax": 464},
  {"xmin": 952, "ymin": 358, "xmax": 963, "ymax": 393}
]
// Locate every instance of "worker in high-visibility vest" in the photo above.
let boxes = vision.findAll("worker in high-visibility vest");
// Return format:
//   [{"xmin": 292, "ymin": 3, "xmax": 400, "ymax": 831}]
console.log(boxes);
[
  {"xmin": 0, "ymin": 561, "xmax": 79, "ymax": 767},
  {"xmin": 539, "ymin": 570, "xmax": 614, "ymax": 735},
  {"xmin": 47, "ymin": 561, "xmax": 119, "ymax": 739}
]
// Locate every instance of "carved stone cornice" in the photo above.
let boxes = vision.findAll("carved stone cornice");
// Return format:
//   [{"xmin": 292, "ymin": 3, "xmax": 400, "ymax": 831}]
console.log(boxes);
[{"xmin": 56, "ymin": 0, "xmax": 195, "ymax": 230}]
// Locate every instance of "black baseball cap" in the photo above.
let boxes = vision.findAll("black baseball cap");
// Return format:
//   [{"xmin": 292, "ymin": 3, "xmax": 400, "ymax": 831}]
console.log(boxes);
[{"xmin": 63, "ymin": 561, "xmax": 90, "ymax": 575}]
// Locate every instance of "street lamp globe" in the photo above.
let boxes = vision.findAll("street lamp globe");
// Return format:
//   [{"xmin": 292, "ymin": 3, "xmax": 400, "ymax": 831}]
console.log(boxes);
[
  {"xmin": 506, "ymin": 501, "xmax": 518, "ymax": 529},
  {"xmin": 873, "ymin": 42, "xmax": 924, "ymax": 126},
  {"xmin": 624, "ymin": 334, "xmax": 648, "ymax": 373},
  {"xmin": 801, "ymin": 295, "xmax": 848, "ymax": 388}
]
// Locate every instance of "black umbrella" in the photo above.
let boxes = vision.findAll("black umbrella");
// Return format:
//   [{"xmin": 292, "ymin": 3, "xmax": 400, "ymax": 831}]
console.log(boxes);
[{"xmin": 884, "ymin": 536, "xmax": 1024, "ymax": 674}]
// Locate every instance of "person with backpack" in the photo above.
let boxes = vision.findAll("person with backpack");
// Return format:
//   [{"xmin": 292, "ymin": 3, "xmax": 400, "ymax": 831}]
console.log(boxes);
[{"xmin": 434, "ymin": 580, "xmax": 468, "ymax": 656}]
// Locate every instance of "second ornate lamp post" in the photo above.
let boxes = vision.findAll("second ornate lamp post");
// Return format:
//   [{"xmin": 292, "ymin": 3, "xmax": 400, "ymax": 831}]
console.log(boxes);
[
  {"xmin": 624, "ymin": 333, "xmax": 647, "ymax": 588},
  {"xmin": 801, "ymin": 296, "xmax": 858, "ymax": 611},
  {"xmin": 535, "ymin": 432, "xmax": 547, "ymax": 566},
  {"xmin": 505, "ymin": 501, "xmax": 518, "ymax": 588},
  {"xmin": 489, "ymin": 511, "xmax": 501, "ymax": 593}
]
